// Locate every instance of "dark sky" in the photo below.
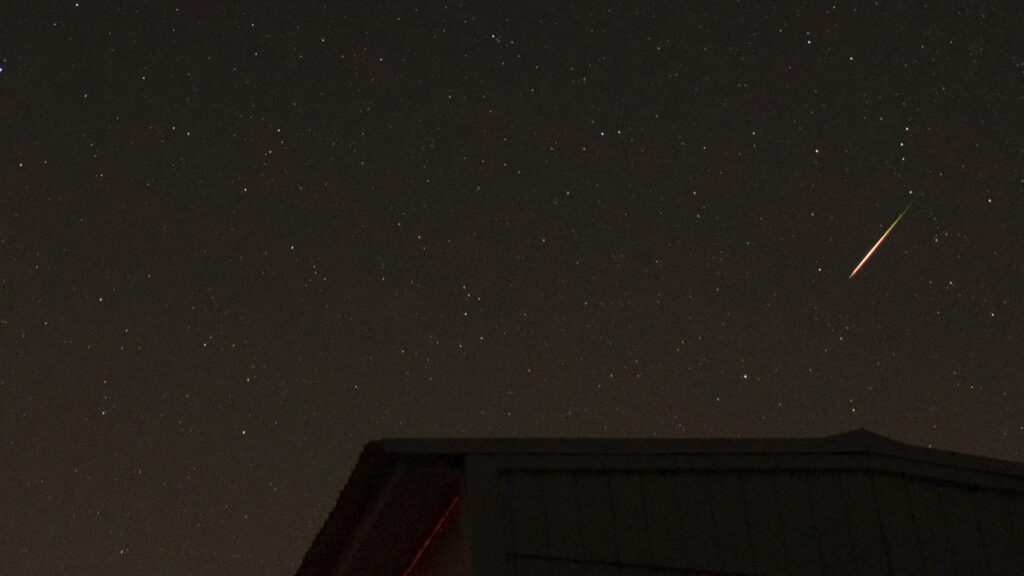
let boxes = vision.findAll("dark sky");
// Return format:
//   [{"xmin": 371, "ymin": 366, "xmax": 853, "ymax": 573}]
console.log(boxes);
[{"xmin": 2, "ymin": 2, "xmax": 1022, "ymax": 574}]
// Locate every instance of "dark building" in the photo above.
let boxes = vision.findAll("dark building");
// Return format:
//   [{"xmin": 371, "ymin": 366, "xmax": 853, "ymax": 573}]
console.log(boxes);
[{"xmin": 295, "ymin": 430, "xmax": 1024, "ymax": 575}]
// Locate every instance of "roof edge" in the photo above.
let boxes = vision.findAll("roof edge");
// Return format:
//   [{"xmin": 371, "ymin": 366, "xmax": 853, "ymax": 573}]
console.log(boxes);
[{"xmin": 365, "ymin": 429, "xmax": 1024, "ymax": 480}]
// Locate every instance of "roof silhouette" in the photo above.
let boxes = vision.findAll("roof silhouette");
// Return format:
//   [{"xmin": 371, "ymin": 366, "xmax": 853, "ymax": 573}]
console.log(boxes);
[{"xmin": 296, "ymin": 430, "xmax": 1024, "ymax": 575}]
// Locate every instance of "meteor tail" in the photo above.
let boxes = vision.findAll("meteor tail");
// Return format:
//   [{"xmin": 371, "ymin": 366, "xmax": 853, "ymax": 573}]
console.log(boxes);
[{"xmin": 849, "ymin": 202, "xmax": 912, "ymax": 279}]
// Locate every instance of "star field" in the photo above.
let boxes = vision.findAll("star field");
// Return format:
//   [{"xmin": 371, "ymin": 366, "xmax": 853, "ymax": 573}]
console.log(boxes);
[{"xmin": 2, "ymin": 2, "xmax": 1023, "ymax": 574}]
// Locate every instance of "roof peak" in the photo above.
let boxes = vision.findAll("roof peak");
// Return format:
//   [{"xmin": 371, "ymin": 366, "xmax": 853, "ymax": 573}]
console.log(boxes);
[{"xmin": 828, "ymin": 428, "xmax": 897, "ymax": 446}]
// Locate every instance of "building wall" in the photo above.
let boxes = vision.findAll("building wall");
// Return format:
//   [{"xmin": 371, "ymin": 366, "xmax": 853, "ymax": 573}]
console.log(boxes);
[{"xmin": 494, "ymin": 462, "xmax": 1024, "ymax": 575}]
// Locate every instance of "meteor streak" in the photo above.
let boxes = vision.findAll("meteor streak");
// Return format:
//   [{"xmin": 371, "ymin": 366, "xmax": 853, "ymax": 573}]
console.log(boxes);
[{"xmin": 849, "ymin": 202, "xmax": 912, "ymax": 279}]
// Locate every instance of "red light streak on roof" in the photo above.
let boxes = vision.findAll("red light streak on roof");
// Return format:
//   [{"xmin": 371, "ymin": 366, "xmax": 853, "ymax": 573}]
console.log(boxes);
[{"xmin": 401, "ymin": 494, "xmax": 461, "ymax": 576}]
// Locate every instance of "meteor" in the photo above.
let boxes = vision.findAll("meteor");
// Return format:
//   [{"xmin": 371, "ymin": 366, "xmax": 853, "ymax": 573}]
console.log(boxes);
[{"xmin": 849, "ymin": 202, "xmax": 912, "ymax": 279}]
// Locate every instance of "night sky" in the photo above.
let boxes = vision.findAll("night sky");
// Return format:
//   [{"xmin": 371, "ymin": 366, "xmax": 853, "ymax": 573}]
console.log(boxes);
[{"xmin": 3, "ymin": 2, "xmax": 1023, "ymax": 574}]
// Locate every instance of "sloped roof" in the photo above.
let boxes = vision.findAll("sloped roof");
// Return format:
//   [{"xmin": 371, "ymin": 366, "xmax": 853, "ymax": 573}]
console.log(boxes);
[
  {"xmin": 295, "ymin": 430, "xmax": 1024, "ymax": 575},
  {"xmin": 372, "ymin": 428, "xmax": 1021, "ymax": 474}
]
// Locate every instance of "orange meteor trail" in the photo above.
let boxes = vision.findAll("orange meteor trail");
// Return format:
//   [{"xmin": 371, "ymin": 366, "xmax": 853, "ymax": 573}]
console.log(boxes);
[{"xmin": 849, "ymin": 202, "xmax": 912, "ymax": 279}]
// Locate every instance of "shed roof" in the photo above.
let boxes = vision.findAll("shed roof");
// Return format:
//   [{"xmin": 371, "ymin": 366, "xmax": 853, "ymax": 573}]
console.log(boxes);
[
  {"xmin": 295, "ymin": 429, "xmax": 1024, "ymax": 575},
  {"xmin": 369, "ymin": 428, "xmax": 1022, "ymax": 473}
]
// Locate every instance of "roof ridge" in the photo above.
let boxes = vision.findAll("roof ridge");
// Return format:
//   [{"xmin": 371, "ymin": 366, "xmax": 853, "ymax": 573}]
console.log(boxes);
[{"xmin": 827, "ymin": 428, "xmax": 899, "ymax": 446}]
